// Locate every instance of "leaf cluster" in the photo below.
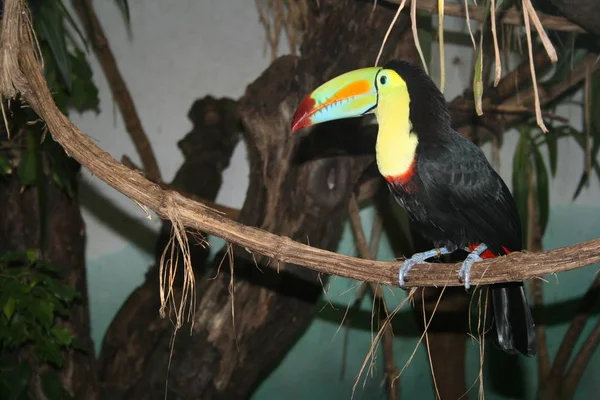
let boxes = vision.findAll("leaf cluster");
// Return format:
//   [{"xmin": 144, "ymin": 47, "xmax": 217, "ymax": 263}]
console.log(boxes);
[
  {"xmin": 0, "ymin": 250, "xmax": 81, "ymax": 400},
  {"xmin": 512, "ymin": 60, "xmax": 600, "ymax": 243},
  {"xmin": 0, "ymin": 0, "xmax": 103, "ymax": 198}
]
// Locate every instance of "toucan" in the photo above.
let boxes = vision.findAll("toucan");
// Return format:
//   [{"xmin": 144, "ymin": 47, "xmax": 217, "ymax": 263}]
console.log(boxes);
[{"xmin": 291, "ymin": 59, "xmax": 536, "ymax": 357}]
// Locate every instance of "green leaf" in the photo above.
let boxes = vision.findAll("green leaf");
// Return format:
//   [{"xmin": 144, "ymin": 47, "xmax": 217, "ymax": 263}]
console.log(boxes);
[
  {"xmin": 68, "ymin": 47, "xmax": 100, "ymax": 114},
  {"xmin": 572, "ymin": 160, "xmax": 600, "ymax": 200},
  {"xmin": 0, "ymin": 154, "xmax": 12, "ymax": 175},
  {"xmin": 472, "ymin": 0, "xmax": 491, "ymax": 116},
  {"xmin": 20, "ymin": 130, "xmax": 48, "ymax": 250},
  {"xmin": 512, "ymin": 127, "xmax": 531, "ymax": 247},
  {"xmin": 559, "ymin": 125, "xmax": 600, "ymax": 199},
  {"xmin": 542, "ymin": 128, "xmax": 559, "ymax": 177},
  {"xmin": 71, "ymin": 337, "xmax": 89, "ymax": 353},
  {"xmin": 58, "ymin": 0, "xmax": 89, "ymax": 52},
  {"xmin": 26, "ymin": 249, "xmax": 37, "ymax": 264},
  {"xmin": 50, "ymin": 326, "xmax": 72, "ymax": 346},
  {"xmin": 41, "ymin": 370, "xmax": 74, "ymax": 400},
  {"xmin": 0, "ymin": 251, "xmax": 27, "ymax": 264},
  {"xmin": 416, "ymin": 12, "xmax": 432, "ymax": 71},
  {"xmin": 0, "ymin": 362, "xmax": 32, "ymax": 400},
  {"xmin": 115, "ymin": 0, "xmax": 131, "ymax": 26},
  {"xmin": 35, "ymin": 2, "xmax": 72, "ymax": 90},
  {"xmin": 3, "ymin": 297, "xmax": 16, "ymax": 320},
  {"xmin": 16, "ymin": 148, "xmax": 38, "ymax": 186},
  {"xmin": 587, "ymin": 67, "xmax": 600, "ymax": 179},
  {"xmin": 531, "ymin": 143, "xmax": 550, "ymax": 235},
  {"xmin": 542, "ymin": 47, "xmax": 586, "ymax": 87},
  {"xmin": 37, "ymin": 340, "xmax": 63, "ymax": 366},
  {"xmin": 31, "ymin": 300, "xmax": 54, "ymax": 329},
  {"xmin": 46, "ymin": 279, "xmax": 78, "ymax": 303},
  {"xmin": 43, "ymin": 135, "xmax": 81, "ymax": 197}
]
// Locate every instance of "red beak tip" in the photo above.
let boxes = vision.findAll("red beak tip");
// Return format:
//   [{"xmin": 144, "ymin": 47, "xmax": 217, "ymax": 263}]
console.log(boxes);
[
  {"xmin": 291, "ymin": 112, "xmax": 307, "ymax": 133},
  {"xmin": 291, "ymin": 95, "xmax": 316, "ymax": 133}
]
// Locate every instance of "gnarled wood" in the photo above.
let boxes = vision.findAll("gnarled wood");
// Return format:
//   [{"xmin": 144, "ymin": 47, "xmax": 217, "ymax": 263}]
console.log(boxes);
[{"xmin": 98, "ymin": 96, "xmax": 241, "ymax": 398}]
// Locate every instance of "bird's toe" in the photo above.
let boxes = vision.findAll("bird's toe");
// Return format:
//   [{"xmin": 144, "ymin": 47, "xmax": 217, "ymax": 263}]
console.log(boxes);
[{"xmin": 458, "ymin": 253, "xmax": 483, "ymax": 290}]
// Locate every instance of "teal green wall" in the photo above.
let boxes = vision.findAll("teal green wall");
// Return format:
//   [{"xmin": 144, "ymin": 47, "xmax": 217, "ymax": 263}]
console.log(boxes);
[
  {"xmin": 250, "ymin": 204, "xmax": 600, "ymax": 400},
  {"xmin": 87, "ymin": 204, "xmax": 600, "ymax": 399}
]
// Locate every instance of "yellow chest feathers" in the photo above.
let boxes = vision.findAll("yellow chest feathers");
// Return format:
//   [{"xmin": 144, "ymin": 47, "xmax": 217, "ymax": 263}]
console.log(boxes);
[{"xmin": 374, "ymin": 90, "xmax": 419, "ymax": 178}]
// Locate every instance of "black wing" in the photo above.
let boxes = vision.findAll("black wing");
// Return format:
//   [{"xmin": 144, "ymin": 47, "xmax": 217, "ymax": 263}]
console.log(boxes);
[{"xmin": 417, "ymin": 133, "xmax": 522, "ymax": 254}]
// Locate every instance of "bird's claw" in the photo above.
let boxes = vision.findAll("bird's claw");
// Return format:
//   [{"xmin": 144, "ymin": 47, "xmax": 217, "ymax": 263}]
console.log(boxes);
[
  {"xmin": 398, "ymin": 258, "xmax": 428, "ymax": 287},
  {"xmin": 458, "ymin": 252, "xmax": 483, "ymax": 290},
  {"xmin": 398, "ymin": 246, "xmax": 455, "ymax": 287}
]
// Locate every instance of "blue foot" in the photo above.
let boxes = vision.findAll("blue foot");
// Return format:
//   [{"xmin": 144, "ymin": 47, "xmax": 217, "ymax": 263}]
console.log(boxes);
[
  {"xmin": 398, "ymin": 246, "xmax": 454, "ymax": 287},
  {"xmin": 458, "ymin": 243, "xmax": 488, "ymax": 290}
]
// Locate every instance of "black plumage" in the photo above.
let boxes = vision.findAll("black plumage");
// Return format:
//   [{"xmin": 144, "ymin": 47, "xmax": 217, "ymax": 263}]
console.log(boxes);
[{"xmin": 384, "ymin": 60, "xmax": 536, "ymax": 357}]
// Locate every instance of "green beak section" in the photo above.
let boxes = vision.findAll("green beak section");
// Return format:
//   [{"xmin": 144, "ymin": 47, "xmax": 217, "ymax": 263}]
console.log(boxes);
[{"xmin": 291, "ymin": 67, "xmax": 381, "ymax": 132}]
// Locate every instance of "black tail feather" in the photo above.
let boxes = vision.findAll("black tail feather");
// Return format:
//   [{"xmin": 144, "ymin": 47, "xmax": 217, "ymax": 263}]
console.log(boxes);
[{"xmin": 490, "ymin": 283, "xmax": 537, "ymax": 357}]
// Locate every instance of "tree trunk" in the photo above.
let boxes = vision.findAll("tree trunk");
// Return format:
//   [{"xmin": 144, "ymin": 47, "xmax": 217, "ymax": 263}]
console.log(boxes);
[
  {"xmin": 98, "ymin": 96, "xmax": 241, "ymax": 399},
  {"xmin": 99, "ymin": 1, "xmax": 418, "ymax": 398},
  {"xmin": 0, "ymin": 170, "xmax": 99, "ymax": 399}
]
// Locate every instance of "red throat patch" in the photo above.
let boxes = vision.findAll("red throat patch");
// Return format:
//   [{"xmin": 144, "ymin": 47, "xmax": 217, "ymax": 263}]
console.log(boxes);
[{"xmin": 384, "ymin": 158, "xmax": 417, "ymax": 187}]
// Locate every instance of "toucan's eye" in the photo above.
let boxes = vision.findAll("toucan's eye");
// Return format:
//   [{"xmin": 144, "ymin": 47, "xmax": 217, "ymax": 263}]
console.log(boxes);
[{"xmin": 379, "ymin": 75, "xmax": 387, "ymax": 85}]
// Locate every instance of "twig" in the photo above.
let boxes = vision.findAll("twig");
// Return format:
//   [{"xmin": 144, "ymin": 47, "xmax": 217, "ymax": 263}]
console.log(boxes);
[
  {"xmin": 503, "ymin": 53, "xmax": 600, "ymax": 111},
  {"xmin": 73, "ymin": 0, "xmax": 162, "ymax": 183},
  {"xmin": 455, "ymin": 51, "xmax": 600, "ymax": 134},
  {"xmin": 121, "ymin": 154, "xmax": 240, "ymax": 219},
  {"xmin": 411, "ymin": 0, "xmax": 429, "ymax": 74},
  {"xmin": 385, "ymin": 0, "xmax": 586, "ymax": 33},
  {"xmin": 532, "ymin": 279, "xmax": 550, "ymax": 384},
  {"xmin": 563, "ymin": 317, "xmax": 600, "ymax": 398},
  {"xmin": 340, "ymin": 281, "xmax": 369, "ymax": 379},
  {"xmin": 348, "ymin": 196, "xmax": 397, "ymax": 400},
  {"xmin": 490, "ymin": 0, "xmax": 501, "ymax": 86},
  {"xmin": 450, "ymin": 46, "xmax": 551, "ymax": 130},
  {"xmin": 438, "ymin": 0, "xmax": 445, "ymax": 93},
  {"xmin": 547, "ymin": 274, "xmax": 600, "ymax": 385},
  {"xmin": 449, "ymin": 103, "xmax": 569, "ymax": 122},
  {"xmin": 522, "ymin": 1, "xmax": 548, "ymax": 132},
  {"xmin": 2, "ymin": 0, "xmax": 600, "ymax": 290},
  {"xmin": 375, "ymin": 0, "xmax": 407, "ymax": 66},
  {"xmin": 526, "ymin": 163, "xmax": 550, "ymax": 387}
]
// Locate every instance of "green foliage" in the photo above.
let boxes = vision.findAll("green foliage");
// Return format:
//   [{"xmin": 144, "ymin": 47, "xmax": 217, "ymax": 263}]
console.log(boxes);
[
  {"xmin": 0, "ymin": 1, "xmax": 129, "ymax": 399},
  {"xmin": 0, "ymin": 0, "xmax": 103, "ymax": 197},
  {"xmin": 0, "ymin": 360, "xmax": 32, "ymax": 400},
  {"xmin": 472, "ymin": 0, "xmax": 491, "ymax": 115},
  {"xmin": 34, "ymin": 0, "xmax": 73, "ymax": 91},
  {"xmin": 508, "ymin": 27, "xmax": 600, "ymax": 247},
  {"xmin": 0, "ymin": 250, "xmax": 79, "ymax": 399},
  {"xmin": 0, "ymin": 254, "xmax": 82, "ymax": 400},
  {"xmin": 0, "ymin": 250, "xmax": 79, "ymax": 365},
  {"xmin": 513, "ymin": 110, "xmax": 600, "ymax": 247}
]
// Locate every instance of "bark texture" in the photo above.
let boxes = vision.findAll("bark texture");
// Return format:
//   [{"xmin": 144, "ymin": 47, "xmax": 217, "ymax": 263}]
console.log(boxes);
[
  {"xmin": 548, "ymin": 0, "xmax": 600, "ymax": 36},
  {"xmin": 98, "ymin": 1, "xmax": 416, "ymax": 398},
  {"xmin": 98, "ymin": 96, "xmax": 241, "ymax": 399},
  {"xmin": 0, "ymin": 161, "xmax": 98, "ymax": 399}
]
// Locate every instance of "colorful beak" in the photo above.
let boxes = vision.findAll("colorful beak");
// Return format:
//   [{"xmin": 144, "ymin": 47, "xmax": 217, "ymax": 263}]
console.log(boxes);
[{"xmin": 291, "ymin": 67, "xmax": 381, "ymax": 133}]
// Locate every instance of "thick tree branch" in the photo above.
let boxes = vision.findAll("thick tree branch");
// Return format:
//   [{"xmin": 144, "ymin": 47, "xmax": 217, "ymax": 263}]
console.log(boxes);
[
  {"xmin": 72, "ymin": 0, "xmax": 162, "ymax": 183},
  {"xmin": 1, "ymin": 0, "xmax": 600, "ymax": 292},
  {"xmin": 386, "ymin": 0, "xmax": 586, "ymax": 33}
]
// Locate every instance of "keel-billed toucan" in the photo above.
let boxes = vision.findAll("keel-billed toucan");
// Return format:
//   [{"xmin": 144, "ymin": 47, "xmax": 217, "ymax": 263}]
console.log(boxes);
[{"xmin": 291, "ymin": 60, "xmax": 536, "ymax": 357}]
